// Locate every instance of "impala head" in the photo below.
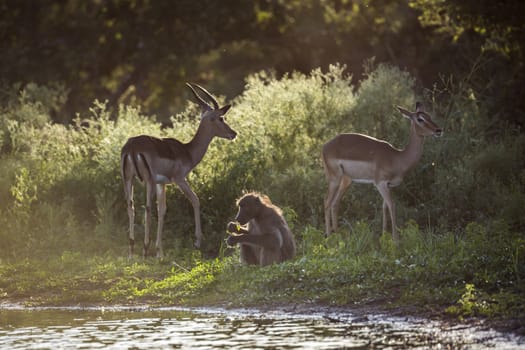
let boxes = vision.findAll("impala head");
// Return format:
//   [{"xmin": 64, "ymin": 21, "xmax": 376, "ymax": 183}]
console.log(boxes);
[
  {"xmin": 186, "ymin": 82, "xmax": 237, "ymax": 140},
  {"xmin": 397, "ymin": 102, "xmax": 443, "ymax": 138}
]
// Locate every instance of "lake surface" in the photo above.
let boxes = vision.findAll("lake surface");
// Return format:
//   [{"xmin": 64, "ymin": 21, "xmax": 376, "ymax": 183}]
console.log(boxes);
[{"xmin": 0, "ymin": 305, "xmax": 522, "ymax": 349}]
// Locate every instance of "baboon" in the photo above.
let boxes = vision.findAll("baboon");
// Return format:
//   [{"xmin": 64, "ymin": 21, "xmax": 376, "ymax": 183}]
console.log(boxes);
[{"xmin": 226, "ymin": 192, "xmax": 296, "ymax": 266}]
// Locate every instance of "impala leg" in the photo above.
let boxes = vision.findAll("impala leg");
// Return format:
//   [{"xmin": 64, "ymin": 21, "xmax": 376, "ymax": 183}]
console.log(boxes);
[
  {"xmin": 155, "ymin": 184, "xmax": 167, "ymax": 258},
  {"xmin": 143, "ymin": 180, "xmax": 154, "ymax": 257},
  {"xmin": 124, "ymin": 181, "xmax": 135, "ymax": 259},
  {"xmin": 324, "ymin": 178, "xmax": 340, "ymax": 236},
  {"xmin": 391, "ymin": 201, "xmax": 398, "ymax": 242},
  {"xmin": 177, "ymin": 179, "xmax": 203, "ymax": 248},
  {"xmin": 382, "ymin": 201, "xmax": 389, "ymax": 234},
  {"xmin": 376, "ymin": 182, "xmax": 398, "ymax": 242},
  {"xmin": 331, "ymin": 176, "xmax": 351, "ymax": 234}
]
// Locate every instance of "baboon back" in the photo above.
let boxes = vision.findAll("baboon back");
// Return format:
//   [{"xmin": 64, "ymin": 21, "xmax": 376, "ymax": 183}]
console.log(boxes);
[{"xmin": 247, "ymin": 205, "xmax": 295, "ymax": 265}]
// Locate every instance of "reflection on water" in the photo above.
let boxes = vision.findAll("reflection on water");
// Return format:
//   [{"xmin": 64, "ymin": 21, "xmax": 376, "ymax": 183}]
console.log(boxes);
[{"xmin": 0, "ymin": 306, "xmax": 522, "ymax": 349}]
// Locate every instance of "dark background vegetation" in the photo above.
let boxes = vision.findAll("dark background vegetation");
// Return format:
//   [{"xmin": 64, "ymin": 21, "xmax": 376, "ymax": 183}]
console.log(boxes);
[
  {"xmin": 2, "ymin": 0, "xmax": 523, "ymax": 126},
  {"xmin": 0, "ymin": 0, "xmax": 524, "ymax": 321}
]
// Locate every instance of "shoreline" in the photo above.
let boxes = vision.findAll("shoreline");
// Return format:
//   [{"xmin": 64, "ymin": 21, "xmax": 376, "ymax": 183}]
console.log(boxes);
[{"xmin": 2, "ymin": 298, "xmax": 524, "ymax": 340}]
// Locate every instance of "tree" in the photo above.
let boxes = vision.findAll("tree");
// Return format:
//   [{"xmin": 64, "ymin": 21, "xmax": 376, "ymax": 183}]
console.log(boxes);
[
  {"xmin": 0, "ymin": 0, "xmax": 258, "ymax": 121},
  {"xmin": 410, "ymin": 0, "xmax": 525, "ymax": 126}
]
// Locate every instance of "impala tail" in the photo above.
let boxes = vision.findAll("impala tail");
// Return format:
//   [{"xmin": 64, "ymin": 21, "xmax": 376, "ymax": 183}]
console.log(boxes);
[
  {"xmin": 121, "ymin": 139, "xmax": 151, "ymax": 184},
  {"xmin": 321, "ymin": 142, "xmax": 340, "ymax": 180},
  {"xmin": 321, "ymin": 148, "xmax": 330, "ymax": 179}
]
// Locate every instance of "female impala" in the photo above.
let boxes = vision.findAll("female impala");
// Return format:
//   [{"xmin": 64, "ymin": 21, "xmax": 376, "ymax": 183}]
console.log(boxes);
[
  {"xmin": 322, "ymin": 102, "xmax": 442, "ymax": 241},
  {"xmin": 121, "ymin": 83, "xmax": 237, "ymax": 258}
]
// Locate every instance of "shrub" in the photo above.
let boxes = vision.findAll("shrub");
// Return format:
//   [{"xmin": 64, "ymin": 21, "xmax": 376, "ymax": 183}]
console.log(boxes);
[{"xmin": 0, "ymin": 61, "xmax": 523, "ymax": 264}]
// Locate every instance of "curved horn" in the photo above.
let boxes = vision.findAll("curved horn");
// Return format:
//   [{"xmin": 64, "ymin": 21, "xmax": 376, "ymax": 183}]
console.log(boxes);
[
  {"xmin": 186, "ymin": 82, "xmax": 212, "ymax": 111},
  {"xmin": 192, "ymin": 83, "xmax": 220, "ymax": 110}
]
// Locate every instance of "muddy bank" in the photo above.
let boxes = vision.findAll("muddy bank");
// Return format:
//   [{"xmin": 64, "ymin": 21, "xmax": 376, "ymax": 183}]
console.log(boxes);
[{"xmin": 253, "ymin": 301, "xmax": 525, "ymax": 339}]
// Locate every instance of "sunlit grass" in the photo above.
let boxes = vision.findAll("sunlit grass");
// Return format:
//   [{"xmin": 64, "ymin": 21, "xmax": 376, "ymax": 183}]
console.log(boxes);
[{"xmin": 1, "ymin": 222, "xmax": 522, "ymax": 323}]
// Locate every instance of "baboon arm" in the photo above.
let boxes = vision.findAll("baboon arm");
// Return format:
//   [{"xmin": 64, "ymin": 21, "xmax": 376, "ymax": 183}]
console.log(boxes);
[
  {"xmin": 227, "ymin": 221, "xmax": 249, "ymax": 234},
  {"xmin": 232, "ymin": 233, "xmax": 281, "ymax": 250}
]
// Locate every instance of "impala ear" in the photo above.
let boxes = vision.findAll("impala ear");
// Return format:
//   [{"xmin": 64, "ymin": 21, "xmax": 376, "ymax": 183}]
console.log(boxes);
[
  {"xmin": 415, "ymin": 101, "xmax": 423, "ymax": 112},
  {"xmin": 220, "ymin": 104, "xmax": 231, "ymax": 115},
  {"xmin": 396, "ymin": 105, "xmax": 413, "ymax": 119}
]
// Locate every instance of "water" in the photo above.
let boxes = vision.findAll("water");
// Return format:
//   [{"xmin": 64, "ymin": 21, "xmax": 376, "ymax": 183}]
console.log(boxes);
[{"xmin": 0, "ymin": 305, "xmax": 523, "ymax": 349}]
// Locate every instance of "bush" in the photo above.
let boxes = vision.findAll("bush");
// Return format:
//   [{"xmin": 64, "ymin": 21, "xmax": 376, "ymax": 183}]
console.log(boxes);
[
  {"xmin": 0, "ymin": 82, "xmax": 67, "ymax": 153},
  {"xmin": 0, "ymin": 61, "xmax": 523, "ymax": 263}
]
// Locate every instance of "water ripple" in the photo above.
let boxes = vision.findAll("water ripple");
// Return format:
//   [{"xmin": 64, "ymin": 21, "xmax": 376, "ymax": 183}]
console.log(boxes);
[{"xmin": 0, "ymin": 306, "xmax": 522, "ymax": 349}]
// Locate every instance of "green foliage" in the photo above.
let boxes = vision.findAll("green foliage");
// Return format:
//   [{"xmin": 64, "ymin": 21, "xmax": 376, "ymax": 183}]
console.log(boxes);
[
  {"xmin": 0, "ymin": 83, "xmax": 67, "ymax": 153},
  {"xmin": 444, "ymin": 282, "xmax": 513, "ymax": 320},
  {"xmin": 0, "ymin": 61, "xmax": 523, "ymax": 260},
  {"xmin": 0, "ymin": 60, "xmax": 523, "ymax": 325},
  {"xmin": 353, "ymin": 60, "xmax": 416, "ymax": 141},
  {"xmin": 2, "ymin": 0, "xmax": 524, "ymax": 134},
  {"xmin": 0, "ymin": 0, "xmax": 522, "ymax": 326},
  {"xmin": 3, "ymin": 58, "xmax": 525, "ymax": 263},
  {"xmin": 410, "ymin": 0, "xmax": 524, "ymax": 55}
]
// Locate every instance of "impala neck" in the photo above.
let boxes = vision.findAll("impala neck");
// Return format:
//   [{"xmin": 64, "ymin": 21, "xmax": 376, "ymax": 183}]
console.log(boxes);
[
  {"xmin": 186, "ymin": 121, "xmax": 215, "ymax": 169},
  {"xmin": 399, "ymin": 121, "xmax": 425, "ymax": 173}
]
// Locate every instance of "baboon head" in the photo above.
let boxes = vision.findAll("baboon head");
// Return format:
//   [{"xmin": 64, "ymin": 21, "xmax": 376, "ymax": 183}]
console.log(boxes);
[{"xmin": 235, "ymin": 193, "xmax": 264, "ymax": 225}]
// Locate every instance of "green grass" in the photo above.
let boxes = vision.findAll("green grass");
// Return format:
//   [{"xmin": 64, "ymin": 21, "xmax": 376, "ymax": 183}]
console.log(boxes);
[{"xmin": 1, "ymin": 221, "xmax": 523, "ymax": 326}]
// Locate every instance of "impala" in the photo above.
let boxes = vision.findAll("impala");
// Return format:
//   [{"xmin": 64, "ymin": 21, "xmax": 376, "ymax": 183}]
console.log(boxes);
[
  {"xmin": 121, "ymin": 83, "xmax": 237, "ymax": 258},
  {"xmin": 322, "ymin": 102, "xmax": 442, "ymax": 241}
]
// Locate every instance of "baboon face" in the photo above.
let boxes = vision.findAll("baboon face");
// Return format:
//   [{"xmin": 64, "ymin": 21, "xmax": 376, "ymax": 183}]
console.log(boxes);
[{"xmin": 235, "ymin": 194, "xmax": 261, "ymax": 225}]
